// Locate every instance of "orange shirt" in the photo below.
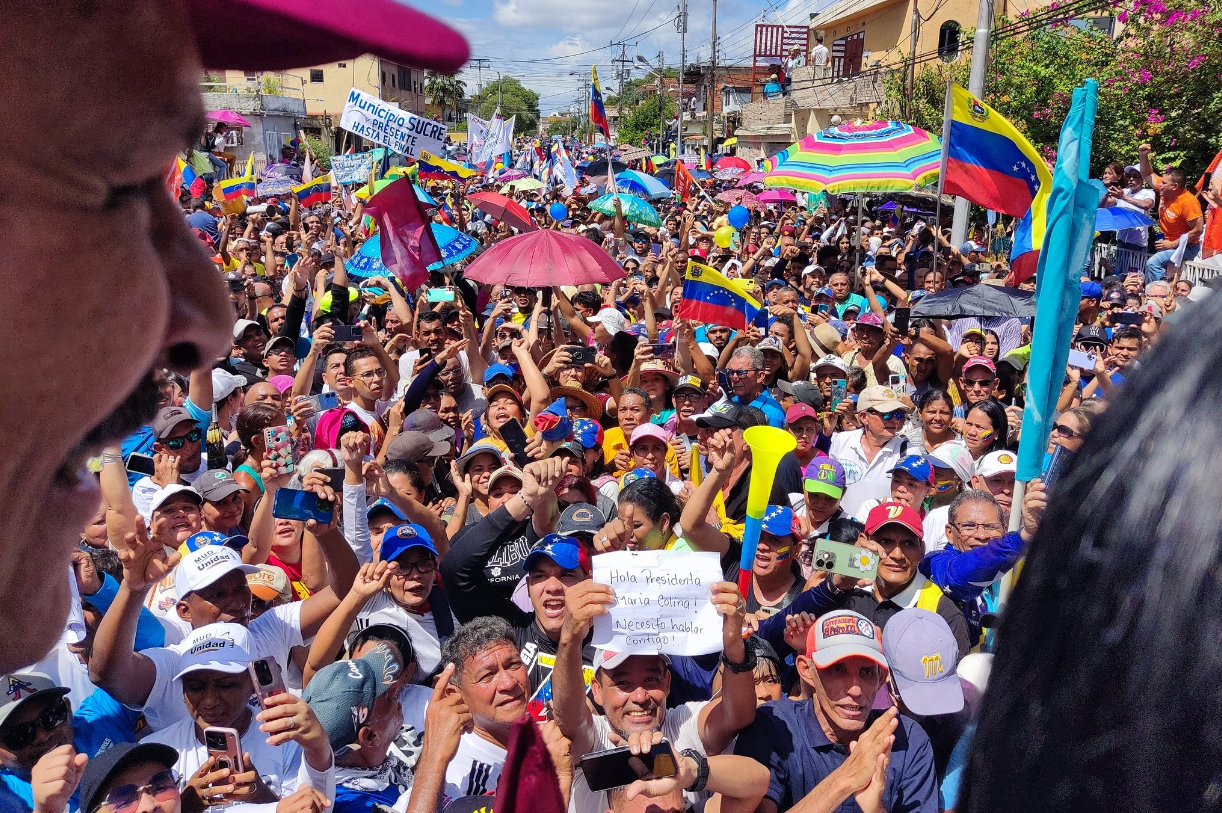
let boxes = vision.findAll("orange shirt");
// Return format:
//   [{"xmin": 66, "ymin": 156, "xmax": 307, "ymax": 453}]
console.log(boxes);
[{"xmin": 1159, "ymin": 188, "xmax": 1204, "ymax": 243}]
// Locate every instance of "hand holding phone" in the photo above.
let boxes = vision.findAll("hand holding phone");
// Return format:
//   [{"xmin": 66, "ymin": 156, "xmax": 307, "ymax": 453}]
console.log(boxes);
[
  {"xmin": 580, "ymin": 740, "xmax": 678, "ymax": 792},
  {"xmin": 248, "ymin": 658, "xmax": 287, "ymax": 706},
  {"xmin": 204, "ymin": 727, "xmax": 245, "ymax": 774}
]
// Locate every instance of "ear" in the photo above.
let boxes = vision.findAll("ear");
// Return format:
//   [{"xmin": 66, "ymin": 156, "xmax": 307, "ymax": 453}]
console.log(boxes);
[
  {"xmin": 175, "ymin": 599, "xmax": 193, "ymax": 623},
  {"xmin": 589, "ymin": 673, "xmax": 605, "ymax": 707},
  {"xmin": 795, "ymin": 655, "xmax": 817, "ymax": 690}
]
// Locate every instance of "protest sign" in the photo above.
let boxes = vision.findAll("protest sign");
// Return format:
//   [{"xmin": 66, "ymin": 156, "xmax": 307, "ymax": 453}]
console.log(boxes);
[
  {"xmin": 256, "ymin": 178, "xmax": 295, "ymax": 197},
  {"xmin": 339, "ymin": 88, "xmax": 447, "ymax": 159},
  {"xmin": 331, "ymin": 153, "xmax": 375, "ymax": 184},
  {"xmin": 591, "ymin": 550, "xmax": 724, "ymax": 656}
]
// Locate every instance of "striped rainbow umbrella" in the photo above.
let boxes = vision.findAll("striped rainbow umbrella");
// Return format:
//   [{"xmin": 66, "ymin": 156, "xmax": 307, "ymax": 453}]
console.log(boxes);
[{"xmin": 764, "ymin": 120, "xmax": 941, "ymax": 194}]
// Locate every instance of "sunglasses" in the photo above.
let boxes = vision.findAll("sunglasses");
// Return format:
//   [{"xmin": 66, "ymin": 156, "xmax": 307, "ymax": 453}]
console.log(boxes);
[
  {"xmin": 725, "ymin": 369, "xmax": 761, "ymax": 378},
  {"xmin": 870, "ymin": 409, "xmax": 906, "ymax": 421},
  {"xmin": 963, "ymin": 378, "xmax": 994, "ymax": 389},
  {"xmin": 1, "ymin": 698, "xmax": 68, "ymax": 750},
  {"xmin": 1052, "ymin": 423, "xmax": 1081, "ymax": 439},
  {"xmin": 92, "ymin": 769, "xmax": 180, "ymax": 813},
  {"xmin": 162, "ymin": 427, "xmax": 202, "ymax": 450}
]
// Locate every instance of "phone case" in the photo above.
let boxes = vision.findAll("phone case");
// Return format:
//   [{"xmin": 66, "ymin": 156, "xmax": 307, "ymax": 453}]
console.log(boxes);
[
  {"xmin": 204, "ymin": 727, "xmax": 245, "ymax": 774},
  {"xmin": 248, "ymin": 658, "xmax": 287, "ymax": 705},
  {"xmin": 263, "ymin": 427, "xmax": 296, "ymax": 475},
  {"xmin": 830, "ymin": 380, "xmax": 848, "ymax": 409},
  {"xmin": 811, "ymin": 539, "xmax": 880, "ymax": 580}
]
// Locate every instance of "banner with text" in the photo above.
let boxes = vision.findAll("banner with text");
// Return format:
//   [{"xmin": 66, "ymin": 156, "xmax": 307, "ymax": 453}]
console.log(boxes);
[
  {"xmin": 591, "ymin": 550, "xmax": 724, "ymax": 656},
  {"xmin": 330, "ymin": 153, "xmax": 376, "ymax": 184},
  {"xmin": 339, "ymin": 87, "xmax": 447, "ymax": 159}
]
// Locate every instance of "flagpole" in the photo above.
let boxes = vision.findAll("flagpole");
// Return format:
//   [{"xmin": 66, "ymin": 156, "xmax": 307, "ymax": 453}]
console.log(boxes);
[{"xmin": 931, "ymin": 80, "xmax": 953, "ymax": 290}]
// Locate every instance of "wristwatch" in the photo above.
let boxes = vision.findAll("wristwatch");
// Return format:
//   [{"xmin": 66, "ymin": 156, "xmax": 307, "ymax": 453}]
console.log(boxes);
[
  {"xmin": 681, "ymin": 749, "xmax": 709, "ymax": 793},
  {"xmin": 720, "ymin": 638, "xmax": 757, "ymax": 674}
]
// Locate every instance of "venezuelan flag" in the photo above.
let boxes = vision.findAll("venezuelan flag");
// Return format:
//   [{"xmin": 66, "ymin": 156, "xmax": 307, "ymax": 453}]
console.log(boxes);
[
  {"xmin": 677, "ymin": 260, "xmax": 764, "ymax": 331},
  {"xmin": 944, "ymin": 84, "xmax": 1051, "ymax": 217},
  {"xmin": 417, "ymin": 150, "xmax": 478, "ymax": 182},
  {"xmin": 218, "ymin": 153, "xmax": 256, "ymax": 200},
  {"xmin": 293, "ymin": 178, "xmax": 331, "ymax": 207},
  {"xmin": 590, "ymin": 66, "xmax": 610, "ymax": 139},
  {"xmin": 1009, "ymin": 202, "xmax": 1048, "ymax": 284}
]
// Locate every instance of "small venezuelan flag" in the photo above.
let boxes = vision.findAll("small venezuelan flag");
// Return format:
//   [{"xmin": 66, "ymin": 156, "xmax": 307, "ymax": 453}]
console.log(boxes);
[
  {"xmin": 676, "ymin": 260, "xmax": 765, "ymax": 331},
  {"xmin": 293, "ymin": 178, "xmax": 331, "ymax": 207}
]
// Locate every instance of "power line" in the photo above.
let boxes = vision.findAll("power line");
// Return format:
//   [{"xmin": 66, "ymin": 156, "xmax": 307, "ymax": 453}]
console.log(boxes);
[{"xmin": 468, "ymin": 16, "xmax": 678, "ymax": 64}]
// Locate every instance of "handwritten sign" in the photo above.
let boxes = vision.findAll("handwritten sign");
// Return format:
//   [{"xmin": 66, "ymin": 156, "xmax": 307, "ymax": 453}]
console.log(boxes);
[
  {"xmin": 331, "ymin": 153, "xmax": 375, "ymax": 184},
  {"xmin": 256, "ymin": 178, "xmax": 295, "ymax": 197},
  {"xmin": 591, "ymin": 550, "xmax": 724, "ymax": 657},
  {"xmin": 339, "ymin": 88, "xmax": 447, "ymax": 159}
]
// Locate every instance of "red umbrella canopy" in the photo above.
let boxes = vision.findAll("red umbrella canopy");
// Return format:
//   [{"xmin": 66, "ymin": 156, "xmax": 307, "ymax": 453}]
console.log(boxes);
[
  {"xmin": 715, "ymin": 155, "xmax": 752, "ymax": 171},
  {"xmin": 466, "ymin": 192, "xmax": 537, "ymax": 233},
  {"xmin": 462, "ymin": 230, "xmax": 626, "ymax": 287}
]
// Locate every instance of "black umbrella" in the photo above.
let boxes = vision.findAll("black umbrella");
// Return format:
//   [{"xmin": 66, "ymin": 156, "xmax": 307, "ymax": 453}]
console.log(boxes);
[
  {"xmin": 582, "ymin": 158, "xmax": 628, "ymax": 177},
  {"xmin": 911, "ymin": 284, "xmax": 1035, "ymax": 319},
  {"xmin": 655, "ymin": 166, "xmax": 676, "ymax": 185}
]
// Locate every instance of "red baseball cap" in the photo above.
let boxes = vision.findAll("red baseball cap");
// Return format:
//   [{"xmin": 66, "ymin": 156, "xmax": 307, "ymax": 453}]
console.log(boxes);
[
  {"xmin": 189, "ymin": 0, "xmax": 469, "ymax": 73},
  {"xmin": 962, "ymin": 355, "xmax": 997, "ymax": 375},
  {"xmin": 785, "ymin": 403, "xmax": 819, "ymax": 424},
  {"xmin": 864, "ymin": 502, "xmax": 924, "ymax": 538}
]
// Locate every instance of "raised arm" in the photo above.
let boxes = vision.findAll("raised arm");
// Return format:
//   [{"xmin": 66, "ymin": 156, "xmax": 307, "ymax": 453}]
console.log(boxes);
[
  {"xmin": 554, "ymin": 580, "xmax": 616, "ymax": 759},
  {"xmin": 696, "ymin": 582, "xmax": 756, "ymax": 755},
  {"xmin": 678, "ymin": 429, "xmax": 736, "ymax": 554},
  {"xmin": 301, "ymin": 561, "xmax": 396, "ymax": 686}
]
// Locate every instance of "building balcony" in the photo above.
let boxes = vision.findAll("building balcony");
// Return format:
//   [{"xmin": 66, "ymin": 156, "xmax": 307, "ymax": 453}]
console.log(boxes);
[{"xmin": 789, "ymin": 66, "xmax": 884, "ymax": 111}]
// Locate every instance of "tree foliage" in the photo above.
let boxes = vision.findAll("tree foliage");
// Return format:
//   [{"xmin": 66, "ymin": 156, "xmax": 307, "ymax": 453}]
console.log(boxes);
[
  {"xmin": 472, "ymin": 76, "xmax": 541, "ymax": 136},
  {"xmin": 881, "ymin": 0, "xmax": 1222, "ymax": 176},
  {"xmin": 424, "ymin": 71, "xmax": 467, "ymax": 122},
  {"xmin": 616, "ymin": 92, "xmax": 676, "ymax": 148},
  {"xmin": 546, "ymin": 118, "xmax": 574, "ymax": 137}
]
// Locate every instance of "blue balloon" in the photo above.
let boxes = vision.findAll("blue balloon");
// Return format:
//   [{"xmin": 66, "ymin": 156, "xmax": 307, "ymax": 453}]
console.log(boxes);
[
  {"xmin": 549, "ymin": 202, "xmax": 568, "ymax": 221},
  {"xmin": 728, "ymin": 205, "xmax": 750, "ymax": 230}
]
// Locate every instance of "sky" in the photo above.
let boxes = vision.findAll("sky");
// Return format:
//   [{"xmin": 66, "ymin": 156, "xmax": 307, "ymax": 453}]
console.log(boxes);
[{"xmin": 434, "ymin": 0, "xmax": 836, "ymax": 116}]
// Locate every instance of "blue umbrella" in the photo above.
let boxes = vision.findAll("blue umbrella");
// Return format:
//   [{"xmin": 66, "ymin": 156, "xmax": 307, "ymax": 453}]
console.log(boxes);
[
  {"xmin": 345, "ymin": 225, "xmax": 479, "ymax": 279},
  {"xmin": 414, "ymin": 185, "xmax": 436, "ymax": 205},
  {"xmin": 344, "ymin": 233, "xmax": 387, "ymax": 280},
  {"xmin": 1095, "ymin": 206, "xmax": 1153, "ymax": 231},
  {"xmin": 615, "ymin": 170, "xmax": 671, "ymax": 200}
]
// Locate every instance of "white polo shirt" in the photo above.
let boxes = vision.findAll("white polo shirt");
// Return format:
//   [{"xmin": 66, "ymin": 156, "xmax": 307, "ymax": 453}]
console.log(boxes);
[{"xmin": 829, "ymin": 429, "xmax": 908, "ymax": 519}]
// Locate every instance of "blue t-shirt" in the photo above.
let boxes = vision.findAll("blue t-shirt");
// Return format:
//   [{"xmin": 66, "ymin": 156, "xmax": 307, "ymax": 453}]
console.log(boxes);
[
  {"xmin": 733, "ymin": 391, "xmax": 786, "ymax": 428},
  {"xmin": 735, "ymin": 697, "xmax": 938, "ymax": 813},
  {"xmin": 0, "ymin": 690, "xmax": 139, "ymax": 812},
  {"xmin": 185, "ymin": 210, "xmax": 219, "ymax": 239}
]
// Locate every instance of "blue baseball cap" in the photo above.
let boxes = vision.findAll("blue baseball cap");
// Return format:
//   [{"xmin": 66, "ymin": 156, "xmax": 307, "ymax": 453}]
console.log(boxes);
[
  {"xmin": 765, "ymin": 279, "xmax": 786, "ymax": 290},
  {"xmin": 889, "ymin": 455, "xmax": 933, "ymax": 484},
  {"xmin": 379, "ymin": 524, "xmax": 438, "ymax": 563},
  {"xmin": 182, "ymin": 530, "xmax": 248, "ymax": 553},
  {"xmin": 483, "ymin": 363, "xmax": 516, "ymax": 384},
  {"xmin": 621, "ymin": 468, "xmax": 657, "ymax": 487},
  {"xmin": 1080, "ymin": 280, "xmax": 1102, "ymax": 299},
  {"xmin": 761, "ymin": 505, "xmax": 796, "ymax": 537},
  {"xmin": 366, "ymin": 498, "xmax": 407, "ymax": 522},
  {"xmin": 522, "ymin": 533, "xmax": 591, "ymax": 574},
  {"xmin": 814, "ymin": 287, "xmax": 834, "ymax": 300}
]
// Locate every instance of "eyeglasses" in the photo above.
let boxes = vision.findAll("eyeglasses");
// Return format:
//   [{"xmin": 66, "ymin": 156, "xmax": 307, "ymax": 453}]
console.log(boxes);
[
  {"xmin": 725, "ymin": 368, "xmax": 761, "ymax": 378},
  {"xmin": 1, "ymin": 698, "xmax": 69, "ymax": 750},
  {"xmin": 92, "ymin": 769, "xmax": 180, "ymax": 813},
  {"xmin": 672, "ymin": 391, "xmax": 704, "ymax": 402},
  {"xmin": 355, "ymin": 370, "xmax": 387, "ymax": 382},
  {"xmin": 1052, "ymin": 423, "xmax": 1081, "ymax": 439},
  {"xmin": 163, "ymin": 427, "xmax": 202, "ymax": 450},
  {"xmin": 953, "ymin": 522, "xmax": 1005, "ymax": 536},
  {"xmin": 869, "ymin": 409, "xmax": 906, "ymax": 422},
  {"xmin": 393, "ymin": 558, "xmax": 437, "ymax": 576}
]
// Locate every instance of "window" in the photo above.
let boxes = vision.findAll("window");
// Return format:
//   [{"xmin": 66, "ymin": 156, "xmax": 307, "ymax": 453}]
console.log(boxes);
[
  {"xmin": 938, "ymin": 22, "xmax": 962, "ymax": 61},
  {"xmin": 309, "ymin": 69, "xmax": 324, "ymax": 83},
  {"xmin": 391, "ymin": 75, "xmax": 396, "ymax": 88},
  {"xmin": 243, "ymin": 71, "xmax": 258, "ymax": 82}
]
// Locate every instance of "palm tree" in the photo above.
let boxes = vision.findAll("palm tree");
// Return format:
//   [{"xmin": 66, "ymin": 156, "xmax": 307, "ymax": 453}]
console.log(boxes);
[{"xmin": 425, "ymin": 71, "xmax": 468, "ymax": 123}]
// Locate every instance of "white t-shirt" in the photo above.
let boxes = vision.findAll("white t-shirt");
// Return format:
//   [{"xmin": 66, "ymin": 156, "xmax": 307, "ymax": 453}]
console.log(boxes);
[
  {"xmin": 924, "ymin": 505, "xmax": 950, "ymax": 552},
  {"xmin": 829, "ymin": 429, "xmax": 908, "ymax": 519},
  {"xmin": 1114, "ymin": 188, "xmax": 1156, "ymax": 245},
  {"xmin": 392, "ymin": 732, "xmax": 506, "ymax": 811},
  {"xmin": 354, "ymin": 592, "xmax": 455, "ymax": 683},
  {"xmin": 137, "ymin": 604, "xmax": 305, "ymax": 731},
  {"xmin": 569, "ymin": 701, "xmax": 710, "ymax": 813},
  {"xmin": 145, "ymin": 705, "xmax": 334, "ymax": 806}
]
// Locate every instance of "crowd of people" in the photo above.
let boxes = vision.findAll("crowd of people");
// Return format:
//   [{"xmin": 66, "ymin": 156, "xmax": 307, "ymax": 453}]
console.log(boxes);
[{"xmin": 6, "ymin": 4, "xmax": 1222, "ymax": 813}]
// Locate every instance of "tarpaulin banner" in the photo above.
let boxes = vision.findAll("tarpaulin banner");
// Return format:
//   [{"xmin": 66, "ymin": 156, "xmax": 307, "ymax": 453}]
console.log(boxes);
[{"xmin": 339, "ymin": 87, "xmax": 447, "ymax": 159}]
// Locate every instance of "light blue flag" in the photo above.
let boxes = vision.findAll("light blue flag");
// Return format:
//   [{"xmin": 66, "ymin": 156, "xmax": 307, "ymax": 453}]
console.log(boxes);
[{"xmin": 1015, "ymin": 78, "xmax": 1106, "ymax": 482}]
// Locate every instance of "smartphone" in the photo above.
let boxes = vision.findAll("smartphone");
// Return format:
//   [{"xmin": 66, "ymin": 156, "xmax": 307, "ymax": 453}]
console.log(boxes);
[
  {"xmin": 247, "ymin": 657, "xmax": 287, "ymax": 706},
  {"xmin": 647, "ymin": 343, "xmax": 676, "ymax": 360},
  {"xmin": 580, "ymin": 741, "xmax": 678, "ymax": 792},
  {"xmin": 650, "ymin": 244, "xmax": 662, "ymax": 257},
  {"xmin": 811, "ymin": 539, "xmax": 881, "ymax": 580},
  {"xmin": 271, "ymin": 488, "xmax": 335, "ymax": 524},
  {"xmin": 204, "ymin": 727, "xmax": 245, "ymax": 774},
  {"xmin": 263, "ymin": 426, "xmax": 296, "ymax": 475},
  {"xmin": 331, "ymin": 325, "xmax": 364, "ymax": 342},
  {"xmin": 1066, "ymin": 349, "xmax": 1097, "ymax": 370},
  {"xmin": 816, "ymin": 303, "xmax": 830, "ymax": 315},
  {"xmin": 499, "ymin": 418, "xmax": 531, "ymax": 469},
  {"xmin": 305, "ymin": 391, "xmax": 339, "ymax": 416},
  {"xmin": 830, "ymin": 380, "xmax": 848, "ymax": 410},
  {"xmin": 426, "ymin": 288, "xmax": 455, "ymax": 303},
  {"xmin": 126, "ymin": 453, "xmax": 156, "ymax": 476},
  {"xmin": 499, "ymin": 288, "xmax": 513, "ymax": 300},
  {"xmin": 1112, "ymin": 312, "xmax": 1143, "ymax": 326},
  {"xmin": 566, "ymin": 345, "xmax": 596, "ymax": 366},
  {"xmin": 888, "ymin": 374, "xmax": 903, "ymax": 389},
  {"xmin": 1041, "ymin": 443, "xmax": 1077, "ymax": 492},
  {"xmin": 316, "ymin": 466, "xmax": 346, "ymax": 494},
  {"xmin": 892, "ymin": 307, "xmax": 910, "ymax": 334}
]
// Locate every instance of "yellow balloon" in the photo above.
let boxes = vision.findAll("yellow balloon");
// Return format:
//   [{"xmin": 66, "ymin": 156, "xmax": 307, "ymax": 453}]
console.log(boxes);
[{"xmin": 714, "ymin": 226, "xmax": 735, "ymax": 248}]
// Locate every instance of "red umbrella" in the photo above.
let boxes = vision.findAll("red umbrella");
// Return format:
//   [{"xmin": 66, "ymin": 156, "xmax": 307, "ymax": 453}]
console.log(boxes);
[
  {"xmin": 715, "ymin": 155, "xmax": 752, "ymax": 171},
  {"xmin": 462, "ymin": 230, "xmax": 626, "ymax": 287},
  {"xmin": 467, "ymin": 192, "xmax": 538, "ymax": 233}
]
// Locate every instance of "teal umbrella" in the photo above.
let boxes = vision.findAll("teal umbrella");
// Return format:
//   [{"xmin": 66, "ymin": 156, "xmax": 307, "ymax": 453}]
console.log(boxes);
[{"xmin": 588, "ymin": 193, "xmax": 662, "ymax": 227}]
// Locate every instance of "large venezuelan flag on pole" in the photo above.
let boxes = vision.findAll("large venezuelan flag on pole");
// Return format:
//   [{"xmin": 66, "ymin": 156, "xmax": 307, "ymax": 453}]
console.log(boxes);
[
  {"xmin": 293, "ymin": 177, "xmax": 332, "ymax": 207},
  {"xmin": 417, "ymin": 150, "xmax": 479, "ymax": 182},
  {"xmin": 943, "ymin": 84, "xmax": 1051, "ymax": 216},
  {"xmin": 590, "ymin": 66, "xmax": 610, "ymax": 140},
  {"xmin": 677, "ymin": 260, "xmax": 765, "ymax": 331}
]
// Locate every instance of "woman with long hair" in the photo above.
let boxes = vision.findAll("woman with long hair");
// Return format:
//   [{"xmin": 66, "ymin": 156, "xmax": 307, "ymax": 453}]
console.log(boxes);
[
  {"xmin": 962, "ymin": 400, "xmax": 1008, "ymax": 459},
  {"xmin": 905, "ymin": 388, "xmax": 959, "ymax": 453}
]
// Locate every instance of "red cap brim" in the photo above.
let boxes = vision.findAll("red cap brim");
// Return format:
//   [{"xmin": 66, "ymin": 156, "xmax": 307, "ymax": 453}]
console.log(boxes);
[{"xmin": 190, "ymin": 0, "xmax": 469, "ymax": 73}]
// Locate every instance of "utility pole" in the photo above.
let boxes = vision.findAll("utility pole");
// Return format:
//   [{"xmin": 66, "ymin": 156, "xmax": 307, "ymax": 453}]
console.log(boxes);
[
  {"xmin": 612, "ymin": 42, "xmax": 633, "ymax": 141},
  {"xmin": 950, "ymin": 0, "xmax": 993, "ymax": 245},
  {"xmin": 677, "ymin": 0, "xmax": 687, "ymax": 157},
  {"xmin": 906, "ymin": 0, "xmax": 920, "ymax": 119},
  {"xmin": 707, "ymin": 0, "xmax": 718, "ymax": 155}
]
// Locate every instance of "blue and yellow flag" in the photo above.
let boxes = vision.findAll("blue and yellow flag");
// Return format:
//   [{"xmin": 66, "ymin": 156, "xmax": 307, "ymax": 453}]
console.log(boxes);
[
  {"xmin": 293, "ymin": 177, "xmax": 331, "ymax": 207},
  {"xmin": 676, "ymin": 260, "xmax": 765, "ymax": 331},
  {"xmin": 590, "ymin": 66, "xmax": 610, "ymax": 139}
]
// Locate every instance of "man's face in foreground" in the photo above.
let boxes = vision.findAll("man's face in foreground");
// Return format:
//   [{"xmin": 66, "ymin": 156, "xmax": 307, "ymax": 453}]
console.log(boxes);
[{"xmin": 0, "ymin": 1, "xmax": 232, "ymax": 672}]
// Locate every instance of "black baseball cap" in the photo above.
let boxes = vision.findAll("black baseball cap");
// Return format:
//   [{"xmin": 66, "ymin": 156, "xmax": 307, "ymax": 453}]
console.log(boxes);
[
  {"xmin": 777, "ymin": 379, "xmax": 824, "ymax": 409},
  {"xmin": 557, "ymin": 503, "xmax": 604, "ymax": 536},
  {"xmin": 1076, "ymin": 325, "xmax": 1109, "ymax": 347},
  {"xmin": 694, "ymin": 401, "xmax": 744, "ymax": 429},
  {"xmin": 79, "ymin": 742, "xmax": 179, "ymax": 813}
]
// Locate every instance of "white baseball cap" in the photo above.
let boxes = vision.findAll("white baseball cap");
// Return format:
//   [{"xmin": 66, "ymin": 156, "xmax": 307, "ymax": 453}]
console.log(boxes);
[
  {"xmin": 587, "ymin": 307, "xmax": 628, "ymax": 336},
  {"xmin": 813, "ymin": 354, "xmax": 848, "ymax": 374},
  {"xmin": 927, "ymin": 440, "xmax": 975, "ymax": 484},
  {"xmin": 974, "ymin": 450, "xmax": 1017, "ymax": 478},
  {"xmin": 212, "ymin": 368, "xmax": 248, "ymax": 403},
  {"xmin": 173, "ymin": 623, "xmax": 253, "ymax": 680},
  {"xmin": 592, "ymin": 648, "xmax": 670, "ymax": 673},
  {"xmin": 175, "ymin": 545, "xmax": 260, "ymax": 601},
  {"xmin": 148, "ymin": 484, "xmax": 203, "ymax": 516},
  {"xmin": 231, "ymin": 319, "xmax": 266, "ymax": 340}
]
